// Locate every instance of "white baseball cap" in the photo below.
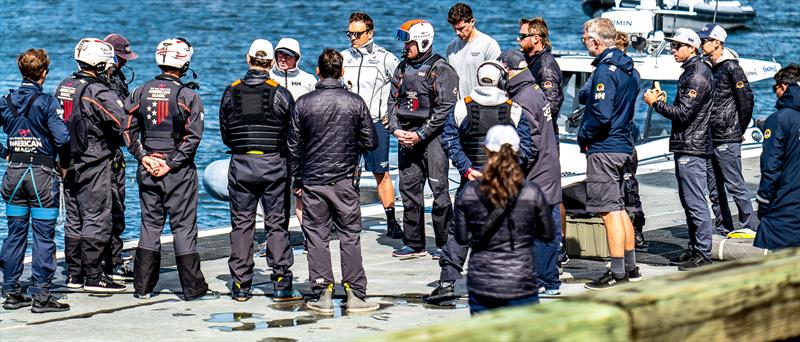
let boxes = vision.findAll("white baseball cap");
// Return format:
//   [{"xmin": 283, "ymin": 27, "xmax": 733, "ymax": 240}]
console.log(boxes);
[
  {"xmin": 484, "ymin": 125, "xmax": 520, "ymax": 153},
  {"xmin": 665, "ymin": 28, "xmax": 701, "ymax": 50},
  {"xmin": 476, "ymin": 61, "xmax": 506, "ymax": 87},
  {"xmin": 696, "ymin": 23, "xmax": 727, "ymax": 43},
  {"xmin": 248, "ymin": 39, "xmax": 274, "ymax": 60}
]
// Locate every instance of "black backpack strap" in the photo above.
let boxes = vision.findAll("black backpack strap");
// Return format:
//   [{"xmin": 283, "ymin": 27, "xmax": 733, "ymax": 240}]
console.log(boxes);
[{"xmin": 5, "ymin": 92, "xmax": 41, "ymax": 118}]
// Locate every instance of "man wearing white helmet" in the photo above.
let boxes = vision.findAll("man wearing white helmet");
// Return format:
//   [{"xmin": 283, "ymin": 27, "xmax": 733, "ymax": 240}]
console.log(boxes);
[
  {"xmin": 388, "ymin": 19, "xmax": 460, "ymax": 259},
  {"xmin": 55, "ymin": 38, "xmax": 128, "ymax": 293},
  {"xmin": 341, "ymin": 12, "xmax": 402, "ymax": 239},
  {"xmin": 219, "ymin": 39, "xmax": 302, "ymax": 302},
  {"xmin": 427, "ymin": 60, "xmax": 532, "ymax": 304},
  {"xmin": 270, "ymin": 38, "xmax": 317, "ymax": 100},
  {"xmin": 644, "ymin": 28, "xmax": 715, "ymax": 270},
  {"xmin": 123, "ymin": 38, "xmax": 216, "ymax": 301}
]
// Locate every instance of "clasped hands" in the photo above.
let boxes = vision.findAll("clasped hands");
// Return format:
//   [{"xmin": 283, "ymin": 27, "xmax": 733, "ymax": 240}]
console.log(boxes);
[
  {"xmin": 394, "ymin": 130, "xmax": 422, "ymax": 148},
  {"xmin": 142, "ymin": 155, "xmax": 172, "ymax": 177}
]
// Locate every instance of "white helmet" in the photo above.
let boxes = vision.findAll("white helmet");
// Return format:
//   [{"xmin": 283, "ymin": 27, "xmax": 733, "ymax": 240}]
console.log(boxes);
[
  {"xmin": 396, "ymin": 19, "xmax": 435, "ymax": 53},
  {"xmin": 74, "ymin": 38, "xmax": 115, "ymax": 69},
  {"xmin": 155, "ymin": 38, "xmax": 193, "ymax": 69}
]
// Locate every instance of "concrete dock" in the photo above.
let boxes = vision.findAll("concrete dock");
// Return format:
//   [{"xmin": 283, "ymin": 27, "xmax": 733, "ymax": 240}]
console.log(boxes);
[{"xmin": 0, "ymin": 157, "xmax": 764, "ymax": 341}]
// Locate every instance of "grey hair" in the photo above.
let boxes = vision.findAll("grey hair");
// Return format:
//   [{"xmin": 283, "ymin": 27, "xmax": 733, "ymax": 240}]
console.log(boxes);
[{"xmin": 583, "ymin": 18, "xmax": 617, "ymax": 48}]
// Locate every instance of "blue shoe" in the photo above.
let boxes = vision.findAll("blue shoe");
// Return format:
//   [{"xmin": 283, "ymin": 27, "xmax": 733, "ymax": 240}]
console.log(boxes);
[
  {"xmin": 231, "ymin": 285, "xmax": 251, "ymax": 302},
  {"xmin": 392, "ymin": 246, "xmax": 427, "ymax": 258},
  {"xmin": 539, "ymin": 288, "xmax": 561, "ymax": 297},
  {"xmin": 430, "ymin": 248, "xmax": 444, "ymax": 260}
]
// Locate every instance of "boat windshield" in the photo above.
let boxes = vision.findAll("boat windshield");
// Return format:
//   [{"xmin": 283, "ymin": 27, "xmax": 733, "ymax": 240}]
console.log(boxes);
[{"xmin": 559, "ymin": 71, "xmax": 675, "ymax": 144}]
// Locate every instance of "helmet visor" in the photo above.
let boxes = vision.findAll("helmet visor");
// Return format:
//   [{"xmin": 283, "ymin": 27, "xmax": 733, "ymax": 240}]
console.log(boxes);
[{"xmin": 395, "ymin": 29, "xmax": 411, "ymax": 42}]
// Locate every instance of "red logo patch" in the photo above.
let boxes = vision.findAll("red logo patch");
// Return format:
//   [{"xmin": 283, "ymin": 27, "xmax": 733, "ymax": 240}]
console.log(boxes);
[{"xmin": 18, "ymin": 129, "xmax": 30, "ymax": 136}]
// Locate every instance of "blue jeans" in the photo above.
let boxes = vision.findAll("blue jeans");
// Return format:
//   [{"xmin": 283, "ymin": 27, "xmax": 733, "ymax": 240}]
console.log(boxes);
[
  {"xmin": 535, "ymin": 204, "xmax": 562, "ymax": 290},
  {"xmin": 469, "ymin": 292, "xmax": 539, "ymax": 315},
  {"xmin": 675, "ymin": 154, "xmax": 712, "ymax": 259}
]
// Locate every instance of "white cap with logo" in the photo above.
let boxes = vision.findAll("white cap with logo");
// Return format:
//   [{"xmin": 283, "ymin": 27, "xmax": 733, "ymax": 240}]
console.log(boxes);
[
  {"xmin": 484, "ymin": 125, "xmax": 520, "ymax": 153},
  {"xmin": 248, "ymin": 39, "xmax": 274, "ymax": 60},
  {"xmin": 665, "ymin": 28, "xmax": 701, "ymax": 50},
  {"xmin": 696, "ymin": 23, "xmax": 727, "ymax": 43}
]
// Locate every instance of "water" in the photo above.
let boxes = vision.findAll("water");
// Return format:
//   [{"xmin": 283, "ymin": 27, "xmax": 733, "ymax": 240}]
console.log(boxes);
[{"xmin": 0, "ymin": 0, "xmax": 797, "ymax": 249}]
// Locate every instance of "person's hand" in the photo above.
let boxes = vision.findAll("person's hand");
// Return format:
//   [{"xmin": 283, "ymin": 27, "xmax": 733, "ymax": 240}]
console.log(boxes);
[
  {"xmin": 141, "ymin": 156, "xmax": 160, "ymax": 175},
  {"xmin": 60, "ymin": 168, "xmax": 67, "ymax": 179},
  {"xmin": 382, "ymin": 116, "xmax": 390, "ymax": 129},
  {"xmin": 394, "ymin": 130, "xmax": 413, "ymax": 148},
  {"xmin": 151, "ymin": 158, "xmax": 171, "ymax": 177},
  {"xmin": 405, "ymin": 132, "xmax": 422, "ymax": 146},
  {"xmin": 293, "ymin": 187, "xmax": 303, "ymax": 197},
  {"xmin": 643, "ymin": 89, "xmax": 660, "ymax": 106},
  {"xmin": 467, "ymin": 170, "xmax": 483, "ymax": 181}
]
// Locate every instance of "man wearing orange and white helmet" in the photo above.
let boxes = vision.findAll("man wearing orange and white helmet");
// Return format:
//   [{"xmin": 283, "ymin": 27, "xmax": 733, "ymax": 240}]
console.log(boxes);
[
  {"xmin": 387, "ymin": 19, "xmax": 460, "ymax": 259},
  {"xmin": 55, "ymin": 38, "xmax": 129, "ymax": 294},
  {"xmin": 123, "ymin": 38, "xmax": 216, "ymax": 301}
]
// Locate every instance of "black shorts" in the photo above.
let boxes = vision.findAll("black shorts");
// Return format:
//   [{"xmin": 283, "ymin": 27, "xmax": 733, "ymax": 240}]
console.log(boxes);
[
  {"xmin": 585, "ymin": 152, "xmax": 632, "ymax": 213},
  {"xmin": 363, "ymin": 121, "xmax": 390, "ymax": 173}
]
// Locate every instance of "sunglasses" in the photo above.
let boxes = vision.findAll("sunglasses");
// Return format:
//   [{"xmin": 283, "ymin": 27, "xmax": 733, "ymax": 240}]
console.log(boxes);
[
  {"xmin": 518, "ymin": 33, "xmax": 539, "ymax": 40},
  {"xmin": 670, "ymin": 42, "xmax": 690, "ymax": 51},
  {"xmin": 346, "ymin": 30, "xmax": 371, "ymax": 39}
]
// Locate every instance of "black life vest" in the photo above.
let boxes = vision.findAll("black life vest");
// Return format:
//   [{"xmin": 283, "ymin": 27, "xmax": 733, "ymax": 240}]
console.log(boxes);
[
  {"xmin": 137, "ymin": 76, "xmax": 189, "ymax": 153},
  {"xmin": 395, "ymin": 54, "xmax": 445, "ymax": 121},
  {"xmin": 225, "ymin": 78, "xmax": 286, "ymax": 153},
  {"xmin": 55, "ymin": 74, "xmax": 102, "ymax": 155},
  {"xmin": 459, "ymin": 96, "xmax": 513, "ymax": 169}
]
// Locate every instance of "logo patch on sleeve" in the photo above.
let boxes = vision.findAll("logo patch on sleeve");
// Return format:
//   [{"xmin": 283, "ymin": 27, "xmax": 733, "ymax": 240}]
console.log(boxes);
[
  {"xmin": 596, "ymin": 83, "xmax": 605, "ymax": 92},
  {"xmin": 764, "ymin": 129, "xmax": 771, "ymax": 139},
  {"xmin": 543, "ymin": 81, "xmax": 553, "ymax": 89},
  {"xmin": 736, "ymin": 81, "xmax": 745, "ymax": 89},
  {"xmin": 688, "ymin": 89, "xmax": 697, "ymax": 98}
]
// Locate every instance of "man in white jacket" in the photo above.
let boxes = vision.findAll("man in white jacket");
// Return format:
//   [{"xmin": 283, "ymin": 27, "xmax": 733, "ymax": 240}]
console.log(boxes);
[
  {"xmin": 270, "ymin": 38, "xmax": 317, "ymax": 101},
  {"xmin": 341, "ymin": 12, "xmax": 403, "ymax": 238}
]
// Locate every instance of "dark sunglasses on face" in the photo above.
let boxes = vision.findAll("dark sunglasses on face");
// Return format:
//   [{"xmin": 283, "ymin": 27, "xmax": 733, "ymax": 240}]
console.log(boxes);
[
  {"xmin": 670, "ymin": 42, "xmax": 690, "ymax": 51},
  {"xmin": 518, "ymin": 33, "xmax": 538, "ymax": 40},
  {"xmin": 346, "ymin": 30, "xmax": 371, "ymax": 39}
]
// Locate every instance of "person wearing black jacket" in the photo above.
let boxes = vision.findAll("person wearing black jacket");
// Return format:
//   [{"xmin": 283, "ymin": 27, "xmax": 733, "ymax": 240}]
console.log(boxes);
[
  {"xmin": 101, "ymin": 33, "xmax": 139, "ymax": 282},
  {"xmin": 388, "ymin": 19, "xmax": 460, "ymax": 258},
  {"xmin": 498, "ymin": 50, "xmax": 563, "ymax": 296},
  {"xmin": 644, "ymin": 28, "xmax": 714, "ymax": 270},
  {"xmin": 288, "ymin": 48, "xmax": 379, "ymax": 314},
  {"xmin": 754, "ymin": 65, "xmax": 800, "ymax": 250},
  {"xmin": 219, "ymin": 39, "xmax": 301, "ymax": 302},
  {"xmin": 696, "ymin": 24, "xmax": 756, "ymax": 234},
  {"xmin": 454, "ymin": 125, "xmax": 554, "ymax": 315},
  {"xmin": 518, "ymin": 17, "xmax": 563, "ymax": 138}
]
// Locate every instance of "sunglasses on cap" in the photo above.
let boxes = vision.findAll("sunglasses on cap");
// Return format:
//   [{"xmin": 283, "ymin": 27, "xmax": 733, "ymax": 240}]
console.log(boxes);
[{"xmin": 346, "ymin": 30, "xmax": 371, "ymax": 39}]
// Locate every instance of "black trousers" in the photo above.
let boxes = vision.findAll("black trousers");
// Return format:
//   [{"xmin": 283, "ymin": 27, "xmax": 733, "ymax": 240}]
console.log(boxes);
[
  {"xmin": 227, "ymin": 154, "xmax": 293, "ymax": 290},
  {"xmin": 102, "ymin": 151, "xmax": 127, "ymax": 272},
  {"xmin": 134, "ymin": 164, "xmax": 208, "ymax": 298},
  {"xmin": 301, "ymin": 181, "xmax": 367, "ymax": 298},
  {"xmin": 63, "ymin": 156, "xmax": 114, "ymax": 281},
  {"xmin": 398, "ymin": 135, "xmax": 452, "ymax": 250}
]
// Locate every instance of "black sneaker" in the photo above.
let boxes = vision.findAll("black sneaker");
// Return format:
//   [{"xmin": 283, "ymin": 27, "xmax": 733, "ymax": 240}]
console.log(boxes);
[
  {"xmin": 84, "ymin": 275, "xmax": 127, "ymax": 292},
  {"xmin": 423, "ymin": 282, "xmax": 457, "ymax": 305},
  {"xmin": 110, "ymin": 264, "xmax": 134, "ymax": 282},
  {"xmin": 627, "ymin": 266, "xmax": 642, "ymax": 282},
  {"xmin": 230, "ymin": 286, "xmax": 251, "ymax": 302},
  {"xmin": 669, "ymin": 250, "xmax": 694, "ymax": 264},
  {"xmin": 3, "ymin": 293, "xmax": 32, "ymax": 310},
  {"xmin": 387, "ymin": 221, "xmax": 403, "ymax": 239},
  {"xmin": 392, "ymin": 246, "xmax": 427, "ymax": 258},
  {"xmin": 584, "ymin": 270, "xmax": 628, "ymax": 291},
  {"xmin": 634, "ymin": 230, "xmax": 646, "ymax": 248},
  {"xmin": 66, "ymin": 275, "xmax": 84, "ymax": 289},
  {"xmin": 31, "ymin": 296, "xmax": 70, "ymax": 313},
  {"xmin": 677, "ymin": 254, "xmax": 712, "ymax": 271}
]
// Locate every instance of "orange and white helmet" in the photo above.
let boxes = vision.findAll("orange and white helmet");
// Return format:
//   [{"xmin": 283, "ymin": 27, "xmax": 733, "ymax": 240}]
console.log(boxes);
[
  {"xmin": 74, "ymin": 38, "xmax": 115, "ymax": 69},
  {"xmin": 155, "ymin": 38, "xmax": 193, "ymax": 69},
  {"xmin": 396, "ymin": 19, "xmax": 435, "ymax": 53}
]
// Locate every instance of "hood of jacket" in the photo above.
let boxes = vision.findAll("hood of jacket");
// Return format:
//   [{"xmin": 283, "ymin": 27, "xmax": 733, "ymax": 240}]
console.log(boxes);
[
  {"xmin": 469, "ymin": 86, "xmax": 509, "ymax": 106},
  {"xmin": 507, "ymin": 68, "xmax": 537, "ymax": 97},
  {"xmin": 592, "ymin": 47, "xmax": 634, "ymax": 73},
  {"xmin": 777, "ymin": 83, "xmax": 800, "ymax": 112},
  {"xmin": 273, "ymin": 37, "xmax": 303, "ymax": 74}
]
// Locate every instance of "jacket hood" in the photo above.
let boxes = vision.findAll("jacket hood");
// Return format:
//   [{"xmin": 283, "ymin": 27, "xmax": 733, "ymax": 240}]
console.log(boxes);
[
  {"xmin": 776, "ymin": 83, "xmax": 800, "ymax": 112},
  {"xmin": 507, "ymin": 68, "xmax": 536, "ymax": 97},
  {"xmin": 593, "ymin": 47, "xmax": 634, "ymax": 73},
  {"xmin": 469, "ymin": 86, "xmax": 509, "ymax": 106},
  {"xmin": 274, "ymin": 38, "xmax": 302, "ymax": 72},
  {"xmin": 712, "ymin": 47, "xmax": 739, "ymax": 65}
]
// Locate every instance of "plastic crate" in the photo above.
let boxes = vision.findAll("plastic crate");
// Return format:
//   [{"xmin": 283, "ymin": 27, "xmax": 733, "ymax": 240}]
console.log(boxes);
[{"xmin": 564, "ymin": 215, "xmax": 610, "ymax": 259}]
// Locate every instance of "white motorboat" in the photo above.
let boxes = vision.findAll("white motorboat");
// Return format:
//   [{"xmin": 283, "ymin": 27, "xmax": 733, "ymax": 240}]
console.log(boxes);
[{"xmin": 583, "ymin": 0, "xmax": 758, "ymax": 30}]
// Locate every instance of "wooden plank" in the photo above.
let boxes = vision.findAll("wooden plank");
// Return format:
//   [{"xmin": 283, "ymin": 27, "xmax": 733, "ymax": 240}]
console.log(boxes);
[
  {"xmin": 362, "ymin": 301, "xmax": 630, "ymax": 342},
  {"xmin": 578, "ymin": 248, "xmax": 800, "ymax": 341}
]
